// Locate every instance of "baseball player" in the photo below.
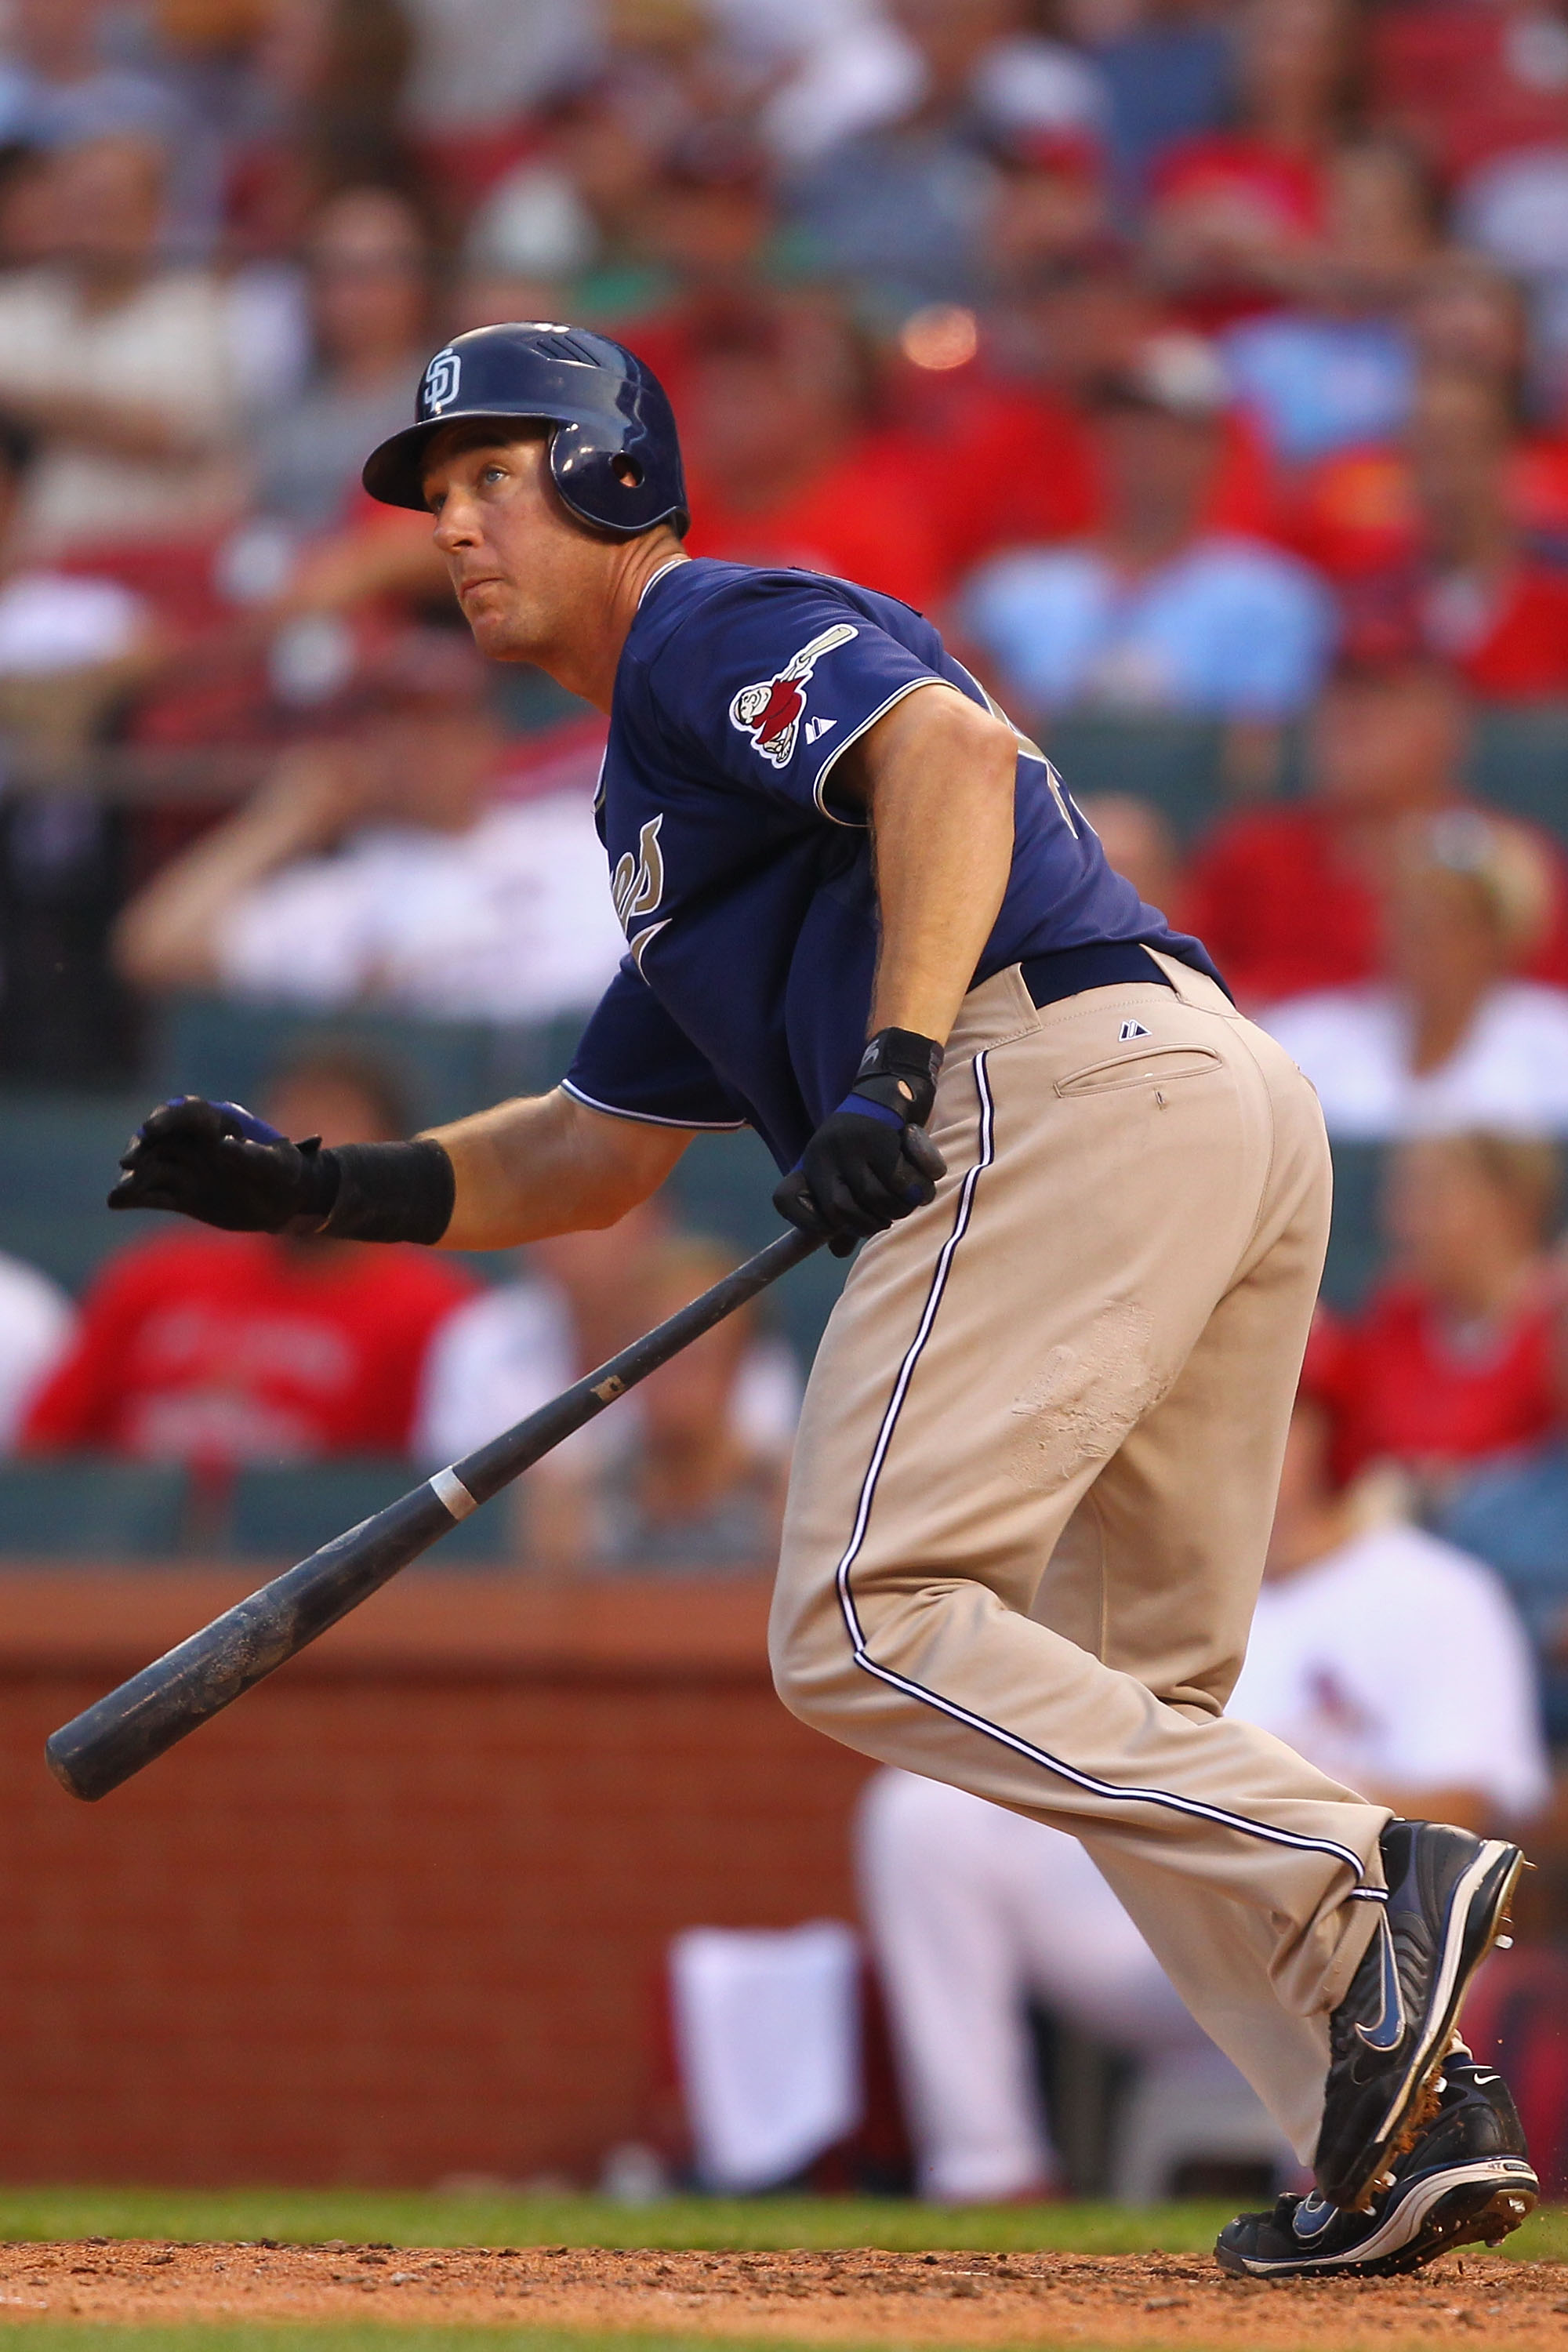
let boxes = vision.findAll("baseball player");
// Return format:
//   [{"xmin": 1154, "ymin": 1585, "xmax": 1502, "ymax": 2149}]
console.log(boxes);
[{"xmin": 110, "ymin": 325, "xmax": 1530, "ymax": 2272}]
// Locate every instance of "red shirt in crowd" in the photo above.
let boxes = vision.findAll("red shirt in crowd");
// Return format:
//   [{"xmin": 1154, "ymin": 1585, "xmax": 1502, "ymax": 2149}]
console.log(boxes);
[
  {"xmin": 1186, "ymin": 800, "xmax": 1568, "ymax": 1007},
  {"xmin": 1423, "ymin": 564, "xmax": 1568, "ymax": 699},
  {"xmin": 1327, "ymin": 1277, "xmax": 1560, "ymax": 1483},
  {"xmin": 1150, "ymin": 134, "xmax": 1325, "ymax": 234},
  {"xmin": 875, "ymin": 363, "xmax": 1100, "ymax": 581},
  {"xmin": 1185, "ymin": 804, "xmax": 1381, "ymax": 1006},
  {"xmin": 1146, "ymin": 134, "xmax": 1327, "ymax": 332},
  {"xmin": 1370, "ymin": 2, "xmax": 1568, "ymax": 181},
  {"xmin": 682, "ymin": 434, "xmax": 949, "ymax": 612},
  {"xmin": 1513, "ymin": 433, "xmax": 1568, "ymax": 562},
  {"xmin": 1277, "ymin": 440, "xmax": 1568, "ymax": 695},
  {"xmin": 23, "ymin": 1230, "xmax": 473, "ymax": 1462},
  {"xmin": 1278, "ymin": 442, "xmax": 1419, "ymax": 584}
]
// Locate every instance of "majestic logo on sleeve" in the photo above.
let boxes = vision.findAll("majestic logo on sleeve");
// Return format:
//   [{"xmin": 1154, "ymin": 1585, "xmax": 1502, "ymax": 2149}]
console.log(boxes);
[{"xmin": 728, "ymin": 624, "xmax": 858, "ymax": 768}]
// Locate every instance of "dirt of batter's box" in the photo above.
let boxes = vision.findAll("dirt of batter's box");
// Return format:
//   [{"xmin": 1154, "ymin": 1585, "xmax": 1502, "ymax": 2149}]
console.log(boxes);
[{"xmin": 0, "ymin": 2241, "xmax": 1564, "ymax": 2348}]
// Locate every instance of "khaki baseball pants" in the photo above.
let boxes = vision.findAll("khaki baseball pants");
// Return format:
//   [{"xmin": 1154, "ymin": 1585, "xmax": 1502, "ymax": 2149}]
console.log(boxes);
[{"xmin": 770, "ymin": 955, "xmax": 1388, "ymax": 2161}]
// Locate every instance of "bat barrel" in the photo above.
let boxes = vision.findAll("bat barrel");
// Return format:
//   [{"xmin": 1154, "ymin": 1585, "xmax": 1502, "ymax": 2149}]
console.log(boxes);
[
  {"xmin": 45, "ymin": 1483, "xmax": 454, "ymax": 1801},
  {"xmin": 45, "ymin": 1225, "xmax": 823, "ymax": 1802}
]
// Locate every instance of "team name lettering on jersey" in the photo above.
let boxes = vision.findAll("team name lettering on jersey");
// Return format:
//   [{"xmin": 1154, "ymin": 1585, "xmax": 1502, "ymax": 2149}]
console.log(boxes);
[
  {"xmin": 612, "ymin": 814, "xmax": 666, "ymax": 935},
  {"xmin": 728, "ymin": 623, "xmax": 858, "ymax": 768}
]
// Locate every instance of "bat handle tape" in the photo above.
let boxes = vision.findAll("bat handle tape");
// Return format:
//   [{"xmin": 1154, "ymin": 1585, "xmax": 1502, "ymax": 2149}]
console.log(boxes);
[{"xmin": 429, "ymin": 1466, "xmax": 479, "ymax": 1521}]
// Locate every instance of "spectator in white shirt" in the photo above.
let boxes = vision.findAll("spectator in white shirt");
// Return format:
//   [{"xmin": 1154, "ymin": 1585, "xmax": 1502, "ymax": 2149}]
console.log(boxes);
[
  {"xmin": 250, "ymin": 187, "xmax": 434, "ymax": 532},
  {"xmin": 1262, "ymin": 808, "xmax": 1568, "ymax": 1139},
  {"xmin": 0, "ymin": 132, "xmax": 241, "ymax": 553},
  {"xmin": 858, "ymin": 1389, "xmax": 1548, "ymax": 2203},
  {"xmin": 397, "ymin": 0, "xmax": 600, "ymax": 140},
  {"xmin": 958, "ymin": 333, "xmax": 1336, "ymax": 729},
  {"xmin": 112, "ymin": 629, "xmax": 628, "ymax": 1025},
  {"xmin": 524, "ymin": 1235, "xmax": 790, "ymax": 1575},
  {"xmin": 0, "ymin": 1249, "xmax": 73, "ymax": 1452},
  {"xmin": 0, "ymin": 412, "xmax": 160, "ymax": 748},
  {"xmin": 416, "ymin": 1207, "xmax": 802, "ymax": 1533}
]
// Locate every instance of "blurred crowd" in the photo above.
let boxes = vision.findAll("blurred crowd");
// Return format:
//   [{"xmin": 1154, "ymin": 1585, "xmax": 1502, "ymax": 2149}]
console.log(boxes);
[{"xmin": 0, "ymin": 0, "xmax": 1566, "ymax": 1621}]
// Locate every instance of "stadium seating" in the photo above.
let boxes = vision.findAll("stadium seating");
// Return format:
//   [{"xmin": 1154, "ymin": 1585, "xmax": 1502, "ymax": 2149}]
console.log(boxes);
[
  {"xmin": 1043, "ymin": 714, "xmax": 1234, "ymax": 841},
  {"xmin": 149, "ymin": 1000, "xmax": 851, "ymax": 1362},
  {"xmin": 0, "ymin": 1458, "xmax": 188, "ymax": 1556},
  {"xmin": 147, "ymin": 997, "xmax": 494, "ymax": 1133},
  {"xmin": 1320, "ymin": 1142, "xmax": 1389, "ymax": 1312},
  {"xmin": 228, "ymin": 1458, "xmax": 510, "ymax": 1563},
  {"xmin": 1467, "ymin": 702, "xmax": 1568, "ymax": 848},
  {"xmin": 0, "ymin": 1089, "xmax": 149, "ymax": 1293},
  {"xmin": 1040, "ymin": 704, "xmax": 1568, "ymax": 851},
  {"xmin": 0, "ymin": 1455, "xmax": 519, "ymax": 1565},
  {"xmin": 150, "ymin": 996, "xmax": 601, "ymax": 1131}
]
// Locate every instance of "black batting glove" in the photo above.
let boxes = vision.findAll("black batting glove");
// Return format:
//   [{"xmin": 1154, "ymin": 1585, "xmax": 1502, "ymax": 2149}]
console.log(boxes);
[
  {"xmin": 109, "ymin": 1096, "xmax": 339, "ymax": 1234},
  {"xmin": 774, "ymin": 1028, "xmax": 947, "ymax": 1258}
]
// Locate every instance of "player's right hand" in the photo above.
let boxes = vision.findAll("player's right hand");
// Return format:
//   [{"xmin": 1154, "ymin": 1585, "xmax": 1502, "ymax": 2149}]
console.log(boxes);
[
  {"xmin": 772, "ymin": 1027, "xmax": 948, "ymax": 1257},
  {"xmin": 108, "ymin": 1096, "xmax": 340, "ymax": 1233},
  {"xmin": 774, "ymin": 1109, "xmax": 946, "ymax": 1256}
]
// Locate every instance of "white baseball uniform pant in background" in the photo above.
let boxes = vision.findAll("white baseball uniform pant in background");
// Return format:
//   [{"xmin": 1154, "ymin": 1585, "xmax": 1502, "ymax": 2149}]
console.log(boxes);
[
  {"xmin": 770, "ymin": 955, "xmax": 1387, "ymax": 2163},
  {"xmin": 858, "ymin": 1766, "xmax": 1232, "ymax": 2201}
]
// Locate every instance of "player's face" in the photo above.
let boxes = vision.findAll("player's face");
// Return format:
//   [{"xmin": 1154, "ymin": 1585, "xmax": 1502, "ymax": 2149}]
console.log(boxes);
[{"xmin": 423, "ymin": 427, "xmax": 604, "ymax": 662}]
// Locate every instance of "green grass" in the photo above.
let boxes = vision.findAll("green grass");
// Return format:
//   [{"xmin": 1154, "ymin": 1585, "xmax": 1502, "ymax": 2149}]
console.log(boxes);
[
  {"xmin": 0, "ymin": 2190, "xmax": 1559, "ymax": 2262},
  {"xmin": 2, "ymin": 2192, "xmax": 1210, "ymax": 2254}
]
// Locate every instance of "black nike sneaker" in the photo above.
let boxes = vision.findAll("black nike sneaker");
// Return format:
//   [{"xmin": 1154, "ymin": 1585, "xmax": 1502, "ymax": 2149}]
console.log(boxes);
[
  {"xmin": 1215, "ymin": 2052, "xmax": 1537, "ymax": 2278},
  {"xmin": 1315, "ymin": 1820, "xmax": 1524, "ymax": 2212}
]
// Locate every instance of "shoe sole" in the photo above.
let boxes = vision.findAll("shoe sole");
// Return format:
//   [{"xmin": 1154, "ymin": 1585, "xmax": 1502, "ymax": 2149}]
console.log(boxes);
[
  {"xmin": 1331, "ymin": 1840, "xmax": 1523, "ymax": 2212},
  {"xmin": 1214, "ymin": 2158, "xmax": 1539, "ymax": 2279}
]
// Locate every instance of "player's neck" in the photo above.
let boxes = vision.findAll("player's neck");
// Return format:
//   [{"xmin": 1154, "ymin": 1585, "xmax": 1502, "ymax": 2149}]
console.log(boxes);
[{"xmin": 536, "ymin": 533, "xmax": 690, "ymax": 712}]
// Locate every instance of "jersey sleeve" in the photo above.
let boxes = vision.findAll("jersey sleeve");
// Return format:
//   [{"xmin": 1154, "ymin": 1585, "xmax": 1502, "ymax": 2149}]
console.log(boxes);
[
  {"xmin": 647, "ymin": 576, "xmax": 951, "ymax": 826},
  {"xmin": 562, "ymin": 961, "xmax": 751, "ymax": 1131}
]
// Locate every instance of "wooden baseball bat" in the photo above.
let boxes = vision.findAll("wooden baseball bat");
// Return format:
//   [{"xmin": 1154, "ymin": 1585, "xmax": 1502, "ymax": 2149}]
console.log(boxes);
[{"xmin": 45, "ymin": 1226, "xmax": 823, "ymax": 1802}]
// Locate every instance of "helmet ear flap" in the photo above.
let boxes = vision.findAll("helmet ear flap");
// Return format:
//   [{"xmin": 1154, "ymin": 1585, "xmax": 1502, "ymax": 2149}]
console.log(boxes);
[{"xmin": 548, "ymin": 419, "xmax": 688, "ymax": 539}]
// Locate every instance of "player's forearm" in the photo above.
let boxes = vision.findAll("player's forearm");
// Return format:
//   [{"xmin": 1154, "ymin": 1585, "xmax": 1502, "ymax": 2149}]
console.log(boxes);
[
  {"xmin": 275, "ymin": 516, "xmax": 449, "ymax": 617},
  {"xmin": 0, "ymin": 385, "xmax": 223, "ymax": 463},
  {"xmin": 858, "ymin": 688, "xmax": 1016, "ymax": 1048},
  {"xmin": 114, "ymin": 821, "xmax": 274, "ymax": 989},
  {"xmin": 114, "ymin": 759, "xmax": 350, "ymax": 991},
  {"xmin": 427, "ymin": 1087, "xmax": 689, "ymax": 1250}
]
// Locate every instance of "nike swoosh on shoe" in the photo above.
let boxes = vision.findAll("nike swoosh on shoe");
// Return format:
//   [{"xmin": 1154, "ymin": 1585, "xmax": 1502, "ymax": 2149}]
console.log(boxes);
[{"xmin": 1354, "ymin": 1912, "xmax": 1407, "ymax": 2055}]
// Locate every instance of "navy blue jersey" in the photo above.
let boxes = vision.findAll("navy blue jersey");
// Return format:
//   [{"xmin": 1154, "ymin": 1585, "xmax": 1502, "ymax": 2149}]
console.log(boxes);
[{"xmin": 564, "ymin": 559, "xmax": 1219, "ymax": 1171}]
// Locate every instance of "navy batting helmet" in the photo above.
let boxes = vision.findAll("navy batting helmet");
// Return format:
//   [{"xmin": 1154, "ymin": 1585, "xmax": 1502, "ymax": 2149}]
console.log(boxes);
[{"xmin": 361, "ymin": 321, "xmax": 689, "ymax": 538}]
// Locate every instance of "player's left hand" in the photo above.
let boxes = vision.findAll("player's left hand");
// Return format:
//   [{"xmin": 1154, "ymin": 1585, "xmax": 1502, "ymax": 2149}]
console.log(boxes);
[
  {"xmin": 108, "ymin": 1095, "xmax": 339, "ymax": 1232},
  {"xmin": 773, "ymin": 1029, "xmax": 947, "ymax": 1257}
]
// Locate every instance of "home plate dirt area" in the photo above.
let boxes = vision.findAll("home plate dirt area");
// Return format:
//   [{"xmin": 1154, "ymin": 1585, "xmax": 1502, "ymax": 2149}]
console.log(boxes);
[{"xmin": 2, "ymin": 2241, "xmax": 1568, "ymax": 2349}]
